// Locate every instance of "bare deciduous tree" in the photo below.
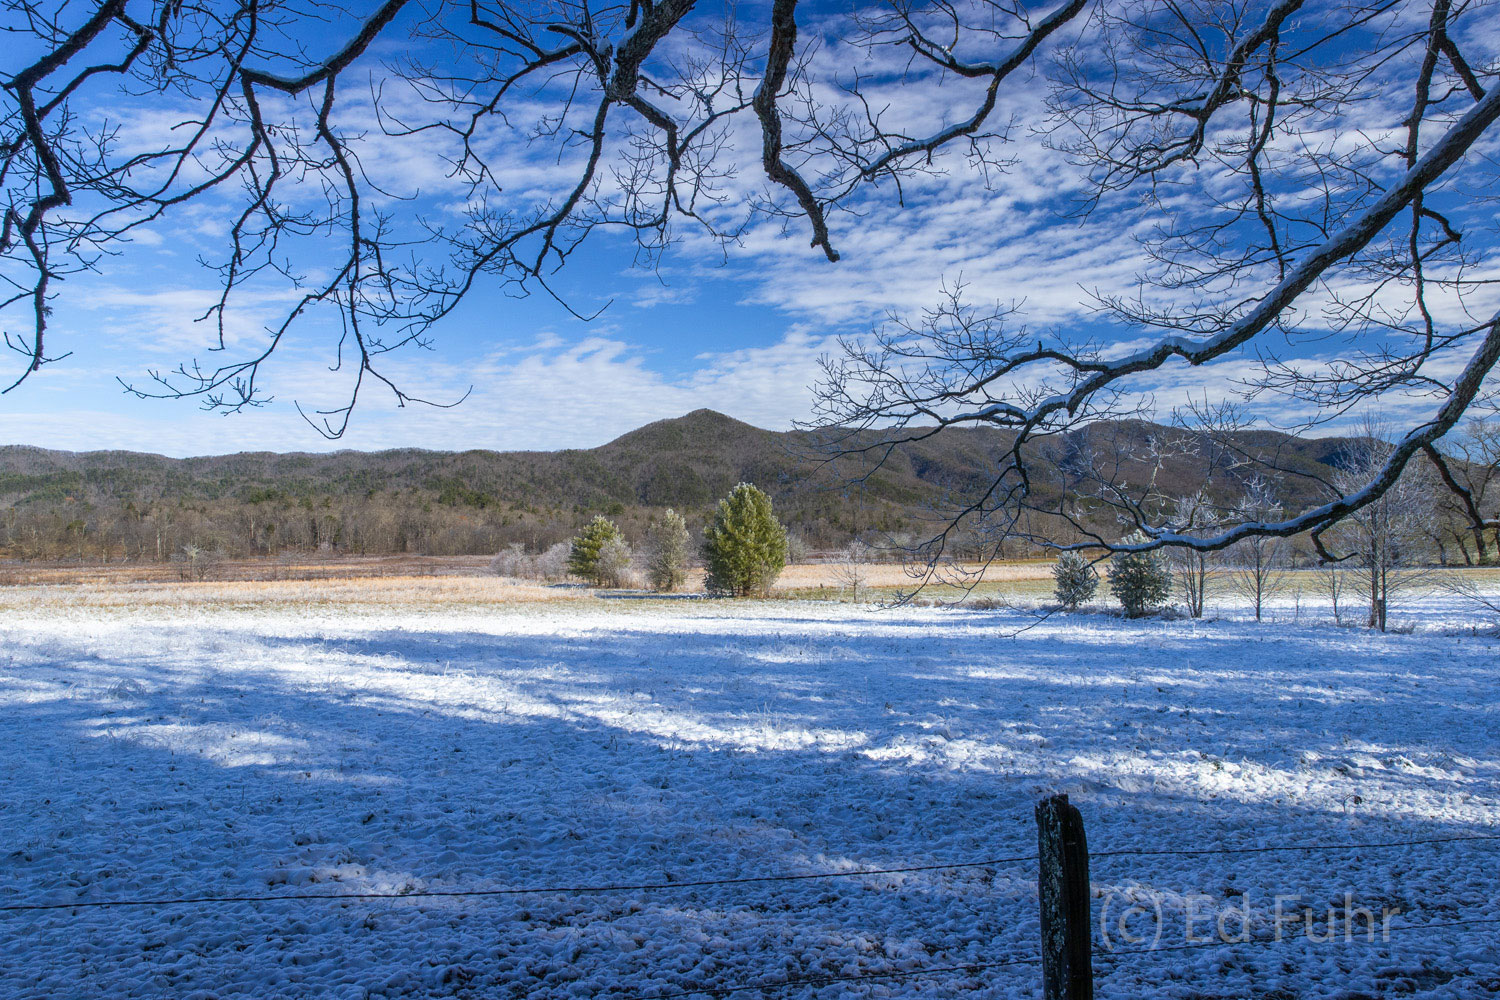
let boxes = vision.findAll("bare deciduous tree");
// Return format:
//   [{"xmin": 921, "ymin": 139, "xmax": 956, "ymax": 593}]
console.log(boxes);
[
  {"xmin": 1424, "ymin": 416, "xmax": 1500, "ymax": 564},
  {"xmin": 1316, "ymin": 563, "xmax": 1350, "ymax": 626},
  {"xmin": 1330, "ymin": 422, "xmax": 1438, "ymax": 630},
  {"xmin": 1170, "ymin": 491, "xmax": 1220, "ymax": 618},
  {"xmin": 0, "ymin": 0, "xmax": 1084, "ymax": 431},
  {"xmin": 811, "ymin": 0, "xmax": 1500, "ymax": 572},
  {"xmin": 833, "ymin": 538, "xmax": 873, "ymax": 602},
  {"xmin": 1226, "ymin": 479, "xmax": 1288, "ymax": 621},
  {"xmin": 1438, "ymin": 571, "xmax": 1500, "ymax": 627}
]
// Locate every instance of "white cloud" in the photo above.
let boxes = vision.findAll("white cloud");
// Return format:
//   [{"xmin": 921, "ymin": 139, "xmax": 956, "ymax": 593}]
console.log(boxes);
[
  {"xmin": 0, "ymin": 329, "xmax": 838, "ymax": 456},
  {"xmin": 74, "ymin": 284, "xmax": 310, "ymax": 356},
  {"xmin": 354, "ymin": 329, "xmax": 840, "ymax": 451}
]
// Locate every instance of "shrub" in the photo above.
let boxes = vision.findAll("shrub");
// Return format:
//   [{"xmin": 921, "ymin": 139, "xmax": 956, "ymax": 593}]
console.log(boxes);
[
  {"xmin": 1052, "ymin": 551, "xmax": 1098, "ymax": 609},
  {"xmin": 643, "ymin": 509, "xmax": 692, "ymax": 591},
  {"xmin": 702, "ymin": 483, "xmax": 788, "ymax": 597},
  {"xmin": 568, "ymin": 516, "xmax": 625, "ymax": 584},
  {"xmin": 1109, "ymin": 533, "xmax": 1172, "ymax": 617}
]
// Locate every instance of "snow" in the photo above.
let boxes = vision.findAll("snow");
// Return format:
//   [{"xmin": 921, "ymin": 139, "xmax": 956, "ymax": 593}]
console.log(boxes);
[{"xmin": 1, "ymin": 595, "xmax": 1497, "ymax": 998}]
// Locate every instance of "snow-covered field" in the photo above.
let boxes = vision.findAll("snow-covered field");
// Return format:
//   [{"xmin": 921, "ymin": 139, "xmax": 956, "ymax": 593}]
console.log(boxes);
[{"xmin": 1, "ymin": 592, "xmax": 1498, "ymax": 999}]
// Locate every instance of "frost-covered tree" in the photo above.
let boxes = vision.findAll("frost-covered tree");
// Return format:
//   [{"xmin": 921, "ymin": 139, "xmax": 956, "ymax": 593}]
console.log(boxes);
[
  {"xmin": 1109, "ymin": 532, "xmax": 1171, "ymax": 618},
  {"xmin": 535, "ymin": 542, "xmax": 572, "ymax": 583},
  {"xmin": 1316, "ymin": 564, "xmax": 1350, "ymax": 626},
  {"xmin": 490, "ymin": 542, "xmax": 533, "ymax": 579},
  {"xmin": 1052, "ymin": 551, "xmax": 1098, "ymax": 610},
  {"xmin": 1227, "ymin": 480, "xmax": 1288, "ymax": 622},
  {"xmin": 495, "ymin": 540, "xmax": 574, "ymax": 582},
  {"xmin": 834, "ymin": 539, "xmax": 873, "ymax": 602},
  {"xmin": 703, "ymin": 484, "xmax": 787, "ymax": 597},
  {"xmin": 568, "ymin": 516, "xmax": 624, "ymax": 585},
  {"xmin": 179, "ymin": 543, "xmax": 215, "ymax": 582},
  {"xmin": 643, "ymin": 509, "xmax": 691, "ymax": 592},
  {"xmin": 595, "ymin": 536, "xmax": 635, "ymax": 588},
  {"xmin": 1330, "ymin": 423, "xmax": 1437, "ymax": 630},
  {"xmin": 1170, "ymin": 492, "xmax": 1220, "ymax": 618}
]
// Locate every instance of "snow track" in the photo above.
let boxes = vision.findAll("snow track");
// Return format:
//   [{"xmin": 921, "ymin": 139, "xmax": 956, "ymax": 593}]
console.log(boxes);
[{"xmin": 0, "ymin": 600, "xmax": 1496, "ymax": 998}]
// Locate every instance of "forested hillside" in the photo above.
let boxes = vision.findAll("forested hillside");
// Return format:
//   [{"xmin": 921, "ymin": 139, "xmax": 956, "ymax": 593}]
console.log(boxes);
[{"xmin": 0, "ymin": 409, "xmax": 1474, "ymax": 563}]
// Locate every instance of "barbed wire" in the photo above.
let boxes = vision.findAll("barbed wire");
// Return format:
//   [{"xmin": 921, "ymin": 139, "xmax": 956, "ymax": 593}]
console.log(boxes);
[
  {"xmin": 0, "ymin": 854, "xmax": 1038, "ymax": 914},
  {"xmin": 4, "ymin": 831, "xmax": 1496, "ymax": 914},
  {"xmin": 3, "ymin": 817, "xmax": 1495, "ymax": 1000}
]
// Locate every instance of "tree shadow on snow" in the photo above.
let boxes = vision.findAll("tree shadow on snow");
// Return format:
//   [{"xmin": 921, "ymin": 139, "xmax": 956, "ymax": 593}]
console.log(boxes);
[{"xmin": 0, "ymin": 612, "xmax": 1496, "ymax": 998}]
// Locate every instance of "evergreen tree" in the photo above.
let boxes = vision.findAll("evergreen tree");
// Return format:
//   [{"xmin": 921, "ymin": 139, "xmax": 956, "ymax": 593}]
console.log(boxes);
[
  {"xmin": 702, "ymin": 484, "xmax": 787, "ymax": 597},
  {"xmin": 568, "ymin": 516, "xmax": 624, "ymax": 584},
  {"xmin": 643, "ymin": 509, "xmax": 692, "ymax": 591},
  {"xmin": 1109, "ymin": 532, "xmax": 1172, "ymax": 617},
  {"xmin": 1052, "ymin": 551, "xmax": 1098, "ymax": 609}
]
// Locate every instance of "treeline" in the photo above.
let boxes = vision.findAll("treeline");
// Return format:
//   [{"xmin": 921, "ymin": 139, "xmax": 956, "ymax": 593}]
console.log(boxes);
[
  {"xmin": 0, "ymin": 490, "xmax": 941, "ymax": 566},
  {"xmin": 0, "ymin": 487, "xmax": 749, "ymax": 564}
]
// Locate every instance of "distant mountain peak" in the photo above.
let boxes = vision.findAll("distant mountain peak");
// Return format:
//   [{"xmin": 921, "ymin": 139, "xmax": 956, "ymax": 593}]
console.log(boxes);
[{"xmin": 602, "ymin": 408, "xmax": 768, "ymax": 449}]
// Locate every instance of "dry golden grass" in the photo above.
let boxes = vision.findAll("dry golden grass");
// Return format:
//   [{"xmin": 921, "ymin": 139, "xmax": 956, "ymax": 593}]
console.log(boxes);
[
  {"xmin": 776, "ymin": 561, "xmax": 1500, "ymax": 604},
  {"xmin": 6, "ymin": 559, "xmax": 1495, "ymax": 616},
  {"xmin": 0, "ymin": 558, "xmax": 1059, "ymax": 615},
  {"xmin": 0, "ymin": 574, "xmax": 577, "ymax": 616},
  {"xmin": 770, "ymin": 559, "xmax": 1052, "ymax": 591},
  {"xmin": 0, "ymin": 554, "xmax": 494, "ymax": 587},
  {"xmin": 0, "ymin": 555, "xmax": 1057, "ymax": 590}
]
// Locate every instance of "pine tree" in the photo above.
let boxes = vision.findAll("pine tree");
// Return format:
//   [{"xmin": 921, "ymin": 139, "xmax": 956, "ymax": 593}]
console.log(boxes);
[
  {"xmin": 1052, "ymin": 551, "xmax": 1099, "ymax": 609},
  {"xmin": 702, "ymin": 483, "xmax": 788, "ymax": 597},
  {"xmin": 643, "ymin": 508, "xmax": 691, "ymax": 591},
  {"xmin": 568, "ymin": 516, "xmax": 624, "ymax": 584},
  {"xmin": 1109, "ymin": 532, "xmax": 1172, "ymax": 617}
]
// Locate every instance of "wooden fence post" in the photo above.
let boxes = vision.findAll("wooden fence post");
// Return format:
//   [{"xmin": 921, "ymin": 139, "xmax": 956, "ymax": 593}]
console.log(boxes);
[{"xmin": 1037, "ymin": 793, "xmax": 1093, "ymax": 1000}]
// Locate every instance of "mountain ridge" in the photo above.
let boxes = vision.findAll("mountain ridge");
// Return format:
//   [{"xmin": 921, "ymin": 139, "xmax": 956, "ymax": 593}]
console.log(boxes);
[{"xmin": 0, "ymin": 409, "xmax": 1378, "ymax": 561}]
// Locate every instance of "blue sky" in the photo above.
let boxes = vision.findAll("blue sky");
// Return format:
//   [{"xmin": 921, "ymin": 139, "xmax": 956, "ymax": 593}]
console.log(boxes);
[
  {"xmin": 4, "ymin": 1, "xmax": 1498, "ymax": 457},
  {"xmin": 6, "ymin": 229, "xmax": 840, "ymax": 455}
]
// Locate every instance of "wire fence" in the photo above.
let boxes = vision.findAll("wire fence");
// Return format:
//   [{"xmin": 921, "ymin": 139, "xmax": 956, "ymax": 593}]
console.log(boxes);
[
  {"xmin": 0, "ymin": 853, "xmax": 1041, "ymax": 913},
  {"xmin": 4, "ymin": 834, "xmax": 1496, "ymax": 914},
  {"xmin": 4, "ymin": 825, "xmax": 1498, "ymax": 996}
]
